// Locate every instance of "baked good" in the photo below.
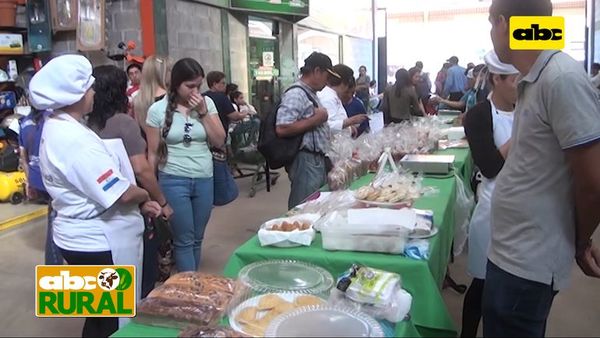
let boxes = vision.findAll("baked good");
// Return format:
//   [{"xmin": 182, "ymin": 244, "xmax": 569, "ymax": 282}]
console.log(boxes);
[
  {"xmin": 293, "ymin": 295, "xmax": 325, "ymax": 307},
  {"xmin": 257, "ymin": 294, "xmax": 285, "ymax": 310},
  {"xmin": 269, "ymin": 221, "xmax": 311, "ymax": 232},
  {"xmin": 178, "ymin": 325, "xmax": 248, "ymax": 338},
  {"xmin": 235, "ymin": 306, "xmax": 258, "ymax": 325},
  {"xmin": 137, "ymin": 298, "xmax": 221, "ymax": 328},
  {"xmin": 164, "ymin": 272, "xmax": 236, "ymax": 296},
  {"xmin": 148, "ymin": 284, "xmax": 233, "ymax": 310}
]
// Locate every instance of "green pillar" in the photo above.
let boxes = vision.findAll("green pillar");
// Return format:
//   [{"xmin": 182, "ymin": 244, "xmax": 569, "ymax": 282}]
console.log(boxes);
[
  {"xmin": 221, "ymin": 9, "xmax": 231, "ymax": 79},
  {"xmin": 153, "ymin": 0, "xmax": 168, "ymax": 56}
]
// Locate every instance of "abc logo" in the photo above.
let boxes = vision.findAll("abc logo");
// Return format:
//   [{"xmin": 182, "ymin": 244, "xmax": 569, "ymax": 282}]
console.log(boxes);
[
  {"xmin": 513, "ymin": 24, "xmax": 562, "ymax": 41},
  {"xmin": 509, "ymin": 16, "xmax": 565, "ymax": 50}
]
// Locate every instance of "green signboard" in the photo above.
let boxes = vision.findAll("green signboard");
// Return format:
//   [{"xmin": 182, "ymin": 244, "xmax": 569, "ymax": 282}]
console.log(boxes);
[{"xmin": 230, "ymin": 0, "xmax": 309, "ymax": 17}]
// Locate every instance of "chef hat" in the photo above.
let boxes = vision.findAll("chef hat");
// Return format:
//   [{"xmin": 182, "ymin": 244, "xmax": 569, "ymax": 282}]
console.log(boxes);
[
  {"xmin": 467, "ymin": 69, "xmax": 475, "ymax": 79},
  {"xmin": 484, "ymin": 50, "xmax": 519, "ymax": 75},
  {"xmin": 29, "ymin": 54, "xmax": 95, "ymax": 110}
]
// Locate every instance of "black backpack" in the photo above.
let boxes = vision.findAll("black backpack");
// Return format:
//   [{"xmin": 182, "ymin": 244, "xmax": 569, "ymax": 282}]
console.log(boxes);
[{"xmin": 258, "ymin": 85, "xmax": 318, "ymax": 170}]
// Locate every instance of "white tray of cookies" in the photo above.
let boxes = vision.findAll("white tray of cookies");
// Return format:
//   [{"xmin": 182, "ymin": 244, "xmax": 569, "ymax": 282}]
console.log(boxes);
[{"xmin": 229, "ymin": 293, "xmax": 326, "ymax": 337}]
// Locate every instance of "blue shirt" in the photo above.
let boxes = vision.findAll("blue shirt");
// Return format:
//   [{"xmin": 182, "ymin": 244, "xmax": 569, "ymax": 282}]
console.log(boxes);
[
  {"xmin": 343, "ymin": 96, "xmax": 369, "ymax": 136},
  {"xmin": 18, "ymin": 112, "xmax": 49, "ymax": 192},
  {"xmin": 443, "ymin": 65, "xmax": 468, "ymax": 97}
]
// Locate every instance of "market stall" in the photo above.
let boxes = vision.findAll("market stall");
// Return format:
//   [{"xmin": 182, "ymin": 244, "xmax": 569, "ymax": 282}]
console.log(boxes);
[{"xmin": 112, "ymin": 116, "xmax": 472, "ymax": 338}]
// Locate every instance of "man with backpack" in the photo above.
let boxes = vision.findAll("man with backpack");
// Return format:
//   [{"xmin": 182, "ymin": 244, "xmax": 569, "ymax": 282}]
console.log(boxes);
[{"xmin": 274, "ymin": 52, "xmax": 338, "ymax": 209}]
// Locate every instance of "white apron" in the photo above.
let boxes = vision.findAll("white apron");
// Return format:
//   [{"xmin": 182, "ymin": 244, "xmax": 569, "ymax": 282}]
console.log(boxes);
[
  {"xmin": 53, "ymin": 115, "xmax": 144, "ymax": 328},
  {"xmin": 99, "ymin": 138, "xmax": 144, "ymax": 328},
  {"xmin": 467, "ymin": 100, "xmax": 513, "ymax": 279}
]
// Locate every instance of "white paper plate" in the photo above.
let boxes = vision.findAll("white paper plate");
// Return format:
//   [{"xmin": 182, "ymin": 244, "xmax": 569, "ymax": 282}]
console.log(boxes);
[
  {"xmin": 258, "ymin": 214, "xmax": 321, "ymax": 247},
  {"xmin": 408, "ymin": 226, "xmax": 439, "ymax": 239},
  {"xmin": 229, "ymin": 293, "xmax": 327, "ymax": 337},
  {"xmin": 265, "ymin": 305, "xmax": 384, "ymax": 337}
]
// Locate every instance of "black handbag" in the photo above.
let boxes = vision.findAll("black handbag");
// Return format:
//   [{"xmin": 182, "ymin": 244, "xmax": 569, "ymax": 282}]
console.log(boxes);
[{"xmin": 213, "ymin": 150, "xmax": 239, "ymax": 206}]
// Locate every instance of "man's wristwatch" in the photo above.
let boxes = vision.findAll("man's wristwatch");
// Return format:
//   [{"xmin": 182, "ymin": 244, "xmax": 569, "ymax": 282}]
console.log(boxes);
[{"xmin": 160, "ymin": 201, "xmax": 169, "ymax": 208}]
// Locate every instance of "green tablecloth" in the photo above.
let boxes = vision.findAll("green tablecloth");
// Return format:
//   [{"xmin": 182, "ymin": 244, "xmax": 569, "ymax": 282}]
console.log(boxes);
[
  {"xmin": 113, "ymin": 148, "xmax": 472, "ymax": 338},
  {"xmin": 112, "ymin": 318, "xmax": 423, "ymax": 338},
  {"xmin": 222, "ymin": 148, "xmax": 472, "ymax": 337}
]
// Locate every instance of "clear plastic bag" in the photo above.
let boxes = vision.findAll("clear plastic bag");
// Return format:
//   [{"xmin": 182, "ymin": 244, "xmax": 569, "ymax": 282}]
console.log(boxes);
[
  {"xmin": 453, "ymin": 171, "xmax": 475, "ymax": 256},
  {"xmin": 135, "ymin": 272, "xmax": 239, "ymax": 329},
  {"xmin": 178, "ymin": 325, "xmax": 248, "ymax": 337},
  {"xmin": 328, "ymin": 288, "xmax": 412, "ymax": 323}
]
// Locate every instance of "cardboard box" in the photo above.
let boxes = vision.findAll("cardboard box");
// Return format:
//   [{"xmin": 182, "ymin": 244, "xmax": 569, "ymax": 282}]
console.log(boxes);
[{"xmin": 0, "ymin": 33, "xmax": 24, "ymax": 55}]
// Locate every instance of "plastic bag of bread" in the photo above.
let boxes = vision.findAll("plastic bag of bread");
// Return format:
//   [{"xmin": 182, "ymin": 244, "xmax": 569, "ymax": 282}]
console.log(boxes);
[
  {"xmin": 148, "ymin": 284, "xmax": 231, "ymax": 310},
  {"xmin": 178, "ymin": 325, "xmax": 248, "ymax": 337},
  {"xmin": 164, "ymin": 272, "xmax": 236, "ymax": 296},
  {"xmin": 136, "ymin": 297, "xmax": 223, "ymax": 329}
]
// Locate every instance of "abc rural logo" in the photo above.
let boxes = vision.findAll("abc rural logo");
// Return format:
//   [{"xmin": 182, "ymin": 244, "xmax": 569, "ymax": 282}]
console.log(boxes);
[
  {"xmin": 510, "ymin": 16, "xmax": 565, "ymax": 50},
  {"xmin": 35, "ymin": 266, "xmax": 135, "ymax": 317}
]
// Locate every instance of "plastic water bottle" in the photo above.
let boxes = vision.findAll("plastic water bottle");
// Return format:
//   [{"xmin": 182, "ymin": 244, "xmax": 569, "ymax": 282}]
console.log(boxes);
[{"xmin": 7, "ymin": 60, "xmax": 18, "ymax": 82}]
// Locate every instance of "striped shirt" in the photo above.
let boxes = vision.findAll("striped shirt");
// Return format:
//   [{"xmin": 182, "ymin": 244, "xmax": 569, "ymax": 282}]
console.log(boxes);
[{"xmin": 276, "ymin": 80, "xmax": 331, "ymax": 154}]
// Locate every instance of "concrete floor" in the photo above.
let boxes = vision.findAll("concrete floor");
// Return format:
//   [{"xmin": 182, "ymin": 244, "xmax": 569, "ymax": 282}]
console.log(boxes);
[
  {"xmin": 0, "ymin": 202, "xmax": 46, "ymax": 223},
  {"xmin": 0, "ymin": 173, "xmax": 599, "ymax": 337}
]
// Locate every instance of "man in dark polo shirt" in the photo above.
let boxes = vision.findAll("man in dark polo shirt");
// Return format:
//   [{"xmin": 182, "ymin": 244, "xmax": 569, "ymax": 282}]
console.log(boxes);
[
  {"xmin": 203, "ymin": 71, "xmax": 248, "ymax": 134},
  {"xmin": 484, "ymin": 0, "xmax": 600, "ymax": 337}
]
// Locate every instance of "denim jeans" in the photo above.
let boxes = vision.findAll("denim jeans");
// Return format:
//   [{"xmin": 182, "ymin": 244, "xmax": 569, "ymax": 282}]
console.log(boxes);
[
  {"xmin": 482, "ymin": 261, "xmax": 558, "ymax": 338},
  {"xmin": 286, "ymin": 151, "xmax": 327, "ymax": 210},
  {"xmin": 43, "ymin": 197, "xmax": 63, "ymax": 265},
  {"xmin": 159, "ymin": 173, "xmax": 213, "ymax": 272}
]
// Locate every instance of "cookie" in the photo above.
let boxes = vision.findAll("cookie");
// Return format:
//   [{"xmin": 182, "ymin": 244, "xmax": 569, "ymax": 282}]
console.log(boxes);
[
  {"xmin": 257, "ymin": 294, "xmax": 285, "ymax": 311},
  {"xmin": 242, "ymin": 321, "xmax": 267, "ymax": 337},
  {"xmin": 273, "ymin": 301, "xmax": 295, "ymax": 315},
  {"xmin": 293, "ymin": 295, "xmax": 324, "ymax": 307},
  {"xmin": 236, "ymin": 306, "xmax": 258, "ymax": 325}
]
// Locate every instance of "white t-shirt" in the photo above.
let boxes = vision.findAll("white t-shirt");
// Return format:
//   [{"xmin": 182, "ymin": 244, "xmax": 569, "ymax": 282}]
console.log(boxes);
[
  {"xmin": 40, "ymin": 114, "xmax": 133, "ymax": 252},
  {"xmin": 318, "ymin": 86, "xmax": 348, "ymax": 131}
]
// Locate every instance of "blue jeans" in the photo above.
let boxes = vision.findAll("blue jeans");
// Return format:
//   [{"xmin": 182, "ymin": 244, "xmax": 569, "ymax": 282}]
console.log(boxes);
[
  {"xmin": 286, "ymin": 151, "xmax": 327, "ymax": 210},
  {"xmin": 159, "ymin": 173, "xmax": 213, "ymax": 272},
  {"xmin": 44, "ymin": 199, "xmax": 63, "ymax": 265},
  {"xmin": 482, "ymin": 261, "xmax": 558, "ymax": 337}
]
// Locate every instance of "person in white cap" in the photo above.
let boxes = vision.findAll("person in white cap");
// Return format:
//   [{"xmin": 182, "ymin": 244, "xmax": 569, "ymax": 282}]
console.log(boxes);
[
  {"xmin": 460, "ymin": 50, "xmax": 519, "ymax": 338},
  {"xmin": 431, "ymin": 64, "xmax": 487, "ymax": 114},
  {"xmin": 31, "ymin": 54, "xmax": 162, "ymax": 338}
]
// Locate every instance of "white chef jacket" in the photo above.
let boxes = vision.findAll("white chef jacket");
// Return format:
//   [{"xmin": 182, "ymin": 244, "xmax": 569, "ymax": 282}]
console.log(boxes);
[
  {"xmin": 39, "ymin": 113, "xmax": 134, "ymax": 252},
  {"xmin": 318, "ymin": 86, "xmax": 348, "ymax": 132}
]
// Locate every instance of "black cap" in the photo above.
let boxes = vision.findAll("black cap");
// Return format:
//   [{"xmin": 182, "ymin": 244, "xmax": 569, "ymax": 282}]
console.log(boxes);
[
  {"xmin": 447, "ymin": 56, "xmax": 459, "ymax": 64},
  {"xmin": 302, "ymin": 52, "xmax": 340, "ymax": 78}
]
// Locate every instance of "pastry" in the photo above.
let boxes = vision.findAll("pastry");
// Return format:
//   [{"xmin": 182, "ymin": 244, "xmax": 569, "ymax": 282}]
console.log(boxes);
[
  {"xmin": 235, "ymin": 306, "xmax": 258, "ymax": 325},
  {"xmin": 268, "ymin": 221, "xmax": 312, "ymax": 232},
  {"xmin": 293, "ymin": 295, "xmax": 324, "ymax": 307},
  {"xmin": 137, "ymin": 298, "xmax": 221, "ymax": 327},
  {"xmin": 242, "ymin": 321, "xmax": 267, "ymax": 337},
  {"xmin": 273, "ymin": 301, "xmax": 295, "ymax": 315},
  {"xmin": 257, "ymin": 294, "xmax": 285, "ymax": 311},
  {"xmin": 178, "ymin": 326, "xmax": 248, "ymax": 338}
]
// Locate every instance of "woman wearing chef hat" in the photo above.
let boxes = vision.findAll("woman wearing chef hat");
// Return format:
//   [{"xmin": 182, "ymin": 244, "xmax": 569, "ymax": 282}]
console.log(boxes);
[
  {"xmin": 461, "ymin": 50, "xmax": 519, "ymax": 338},
  {"xmin": 30, "ymin": 54, "xmax": 162, "ymax": 338}
]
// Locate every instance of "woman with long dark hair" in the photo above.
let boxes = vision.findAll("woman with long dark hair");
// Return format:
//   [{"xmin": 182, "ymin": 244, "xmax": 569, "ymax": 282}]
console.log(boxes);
[
  {"xmin": 146, "ymin": 58, "xmax": 226, "ymax": 272},
  {"xmin": 380, "ymin": 68, "xmax": 424, "ymax": 124}
]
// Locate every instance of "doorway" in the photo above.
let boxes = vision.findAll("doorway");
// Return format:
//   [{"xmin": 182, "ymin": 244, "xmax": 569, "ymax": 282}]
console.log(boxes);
[{"xmin": 248, "ymin": 17, "xmax": 281, "ymax": 118}]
